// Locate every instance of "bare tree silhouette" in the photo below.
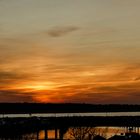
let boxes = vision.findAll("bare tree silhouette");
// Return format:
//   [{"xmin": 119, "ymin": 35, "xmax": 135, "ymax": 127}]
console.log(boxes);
[
  {"xmin": 69, "ymin": 127, "xmax": 91, "ymax": 140},
  {"xmin": 68, "ymin": 127, "xmax": 107, "ymax": 140}
]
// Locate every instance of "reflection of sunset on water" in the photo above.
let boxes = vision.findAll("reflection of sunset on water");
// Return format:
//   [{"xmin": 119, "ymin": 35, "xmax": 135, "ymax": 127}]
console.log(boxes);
[{"xmin": 39, "ymin": 130, "xmax": 60, "ymax": 140}]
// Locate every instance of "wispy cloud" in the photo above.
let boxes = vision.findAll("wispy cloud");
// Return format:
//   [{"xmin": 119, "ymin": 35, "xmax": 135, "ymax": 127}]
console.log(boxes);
[
  {"xmin": 46, "ymin": 26, "xmax": 79, "ymax": 37},
  {"xmin": 0, "ymin": 89, "xmax": 34, "ymax": 103}
]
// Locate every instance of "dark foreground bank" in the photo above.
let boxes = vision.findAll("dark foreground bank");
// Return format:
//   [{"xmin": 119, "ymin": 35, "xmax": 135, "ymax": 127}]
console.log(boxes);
[{"xmin": 0, "ymin": 116, "xmax": 140, "ymax": 140}]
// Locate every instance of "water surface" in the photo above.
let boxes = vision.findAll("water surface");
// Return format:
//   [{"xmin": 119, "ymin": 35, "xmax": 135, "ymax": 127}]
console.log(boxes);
[{"xmin": 0, "ymin": 112, "xmax": 140, "ymax": 118}]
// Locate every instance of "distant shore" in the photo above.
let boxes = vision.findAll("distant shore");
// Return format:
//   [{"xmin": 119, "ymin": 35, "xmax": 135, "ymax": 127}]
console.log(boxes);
[{"xmin": 0, "ymin": 103, "xmax": 140, "ymax": 114}]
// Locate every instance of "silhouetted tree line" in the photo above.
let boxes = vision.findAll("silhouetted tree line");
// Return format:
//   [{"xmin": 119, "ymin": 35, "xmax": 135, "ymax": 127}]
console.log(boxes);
[{"xmin": 0, "ymin": 103, "xmax": 140, "ymax": 114}]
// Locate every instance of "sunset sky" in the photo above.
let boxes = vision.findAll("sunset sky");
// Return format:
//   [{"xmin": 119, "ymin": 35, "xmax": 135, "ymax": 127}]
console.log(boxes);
[{"xmin": 0, "ymin": 0, "xmax": 140, "ymax": 103}]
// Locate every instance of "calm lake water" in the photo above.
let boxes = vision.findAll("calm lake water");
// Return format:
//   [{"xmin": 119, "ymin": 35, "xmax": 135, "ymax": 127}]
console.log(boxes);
[{"xmin": 0, "ymin": 112, "xmax": 140, "ymax": 118}]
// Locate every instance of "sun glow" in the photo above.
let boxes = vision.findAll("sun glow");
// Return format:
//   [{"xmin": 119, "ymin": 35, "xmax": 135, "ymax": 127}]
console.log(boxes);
[
  {"xmin": 20, "ymin": 82, "xmax": 57, "ymax": 91},
  {"xmin": 24, "ymin": 85, "xmax": 47, "ymax": 90}
]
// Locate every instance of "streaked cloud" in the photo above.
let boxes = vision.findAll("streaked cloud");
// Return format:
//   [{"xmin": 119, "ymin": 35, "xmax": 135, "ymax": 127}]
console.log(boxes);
[
  {"xmin": 46, "ymin": 26, "xmax": 79, "ymax": 37},
  {"xmin": 0, "ymin": 90, "xmax": 34, "ymax": 103}
]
